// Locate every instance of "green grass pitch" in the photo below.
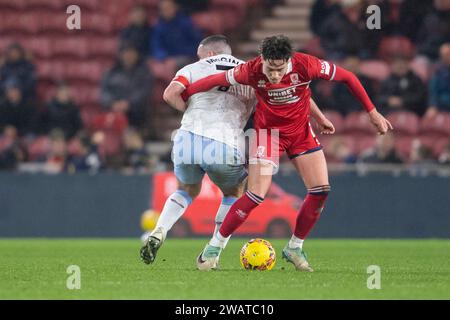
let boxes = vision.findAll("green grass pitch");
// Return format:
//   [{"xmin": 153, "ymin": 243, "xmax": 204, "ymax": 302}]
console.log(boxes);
[{"xmin": 1, "ymin": 238, "xmax": 449, "ymax": 299}]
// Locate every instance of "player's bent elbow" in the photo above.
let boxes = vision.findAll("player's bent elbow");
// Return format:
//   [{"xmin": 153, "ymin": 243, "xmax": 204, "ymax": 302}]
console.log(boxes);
[{"xmin": 162, "ymin": 87, "xmax": 173, "ymax": 103}]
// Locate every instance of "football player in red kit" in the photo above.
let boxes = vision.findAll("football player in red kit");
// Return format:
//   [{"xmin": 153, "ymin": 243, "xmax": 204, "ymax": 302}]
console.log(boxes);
[{"xmin": 181, "ymin": 35, "xmax": 393, "ymax": 271}]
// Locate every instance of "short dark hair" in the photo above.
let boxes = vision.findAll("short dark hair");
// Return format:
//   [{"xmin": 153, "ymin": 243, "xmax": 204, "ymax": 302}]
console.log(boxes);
[
  {"xmin": 199, "ymin": 34, "xmax": 230, "ymax": 47},
  {"xmin": 260, "ymin": 35, "xmax": 293, "ymax": 61}
]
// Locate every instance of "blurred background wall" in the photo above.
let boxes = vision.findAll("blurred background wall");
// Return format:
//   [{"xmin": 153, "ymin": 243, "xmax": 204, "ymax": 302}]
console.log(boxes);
[{"xmin": 1, "ymin": 172, "xmax": 449, "ymax": 238}]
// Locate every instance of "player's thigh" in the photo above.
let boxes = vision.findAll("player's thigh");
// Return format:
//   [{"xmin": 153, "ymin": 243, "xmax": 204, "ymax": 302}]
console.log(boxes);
[
  {"xmin": 291, "ymin": 149, "xmax": 329, "ymax": 189},
  {"xmin": 205, "ymin": 163, "xmax": 247, "ymax": 196},
  {"xmin": 174, "ymin": 163, "xmax": 205, "ymax": 188},
  {"xmin": 247, "ymin": 162, "xmax": 274, "ymax": 198}
]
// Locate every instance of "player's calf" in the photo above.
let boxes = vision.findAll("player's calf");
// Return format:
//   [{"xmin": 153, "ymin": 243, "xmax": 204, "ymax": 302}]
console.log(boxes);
[{"xmin": 294, "ymin": 185, "xmax": 330, "ymax": 240}]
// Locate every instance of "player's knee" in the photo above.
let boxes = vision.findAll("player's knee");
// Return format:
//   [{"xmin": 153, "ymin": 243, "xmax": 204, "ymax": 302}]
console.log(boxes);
[
  {"xmin": 179, "ymin": 183, "xmax": 202, "ymax": 199},
  {"xmin": 307, "ymin": 185, "xmax": 331, "ymax": 197},
  {"xmin": 222, "ymin": 184, "xmax": 245, "ymax": 198}
]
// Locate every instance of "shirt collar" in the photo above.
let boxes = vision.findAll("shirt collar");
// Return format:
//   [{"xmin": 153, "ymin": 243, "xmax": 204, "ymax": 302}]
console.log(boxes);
[{"xmin": 286, "ymin": 58, "xmax": 293, "ymax": 74}]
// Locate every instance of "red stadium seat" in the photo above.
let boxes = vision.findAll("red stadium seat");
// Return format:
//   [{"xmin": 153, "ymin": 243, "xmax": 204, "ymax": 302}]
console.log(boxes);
[
  {"xmin": 40, "ymin": 12, "xmax": 69, "ymax": 33},
  {"xmin": 0, "ymin": 0, "xmax": 27, "ymax": 10},
  {"xmin": 302, "ymin": 37, "xmax": 325, "ymax": 59},
  {"xmin": 322, "ymin": 110, "xmax": 344, "ymax": 133},
  {"xmin": 417, "ymin": 134, "xmax": 449, "ymax": 157},
  {"xmin": 192, "ymin": 11, "xmax": 226, "ymax": 34},
  {"xmin": 378, "ymin": 36, "xmax": 415, "ymax": 61},
  {"xmin": 27, "ymin": 136, "xmax": 51, "ymax": 161},
  {"xmin": 23, "ymin": 0, "xmax": 61, "ymax": 10},
  {"xmin": 387, "ymin": 111, "xmax": 420, "ymax": 135},
  {"xmin": 394, "ymin": 136, "xmax": 413, "ymax": 160},
  {"xmin": 65, "ymin": 62, "xmax": 104, "ymax": 83},
  {"xmin": 0, "ymin": 36, "xmax": 25, "ymax": 53},
  {"xmin": 359, "ymin": 60, "xmax": 391, "ymax": 81},
  {"xmin": 83, "ymin": 13, "xmax": 115, "ymax": 34},
  {"xmin": 23, "ymin": 37, "xmax": 52, "ymax": 58},
  {"xmin": 148, "ymin": 59, "xmax": 177, "ymax": 82},
  {"xmin": 72, "ymin": 86, "xmax": 100, "ymax": 106},
  {"xmin": 211, "ymin": 0, "xmax": 248, "ymax": 12},
  {"xmin": 420, "ymin": 112, "xmax": 450, "ymax": 136},
  {"xmin": 88, "ymin": 37, "xmax": 118, "ymax": 57},
  {"xmin": 356, "ymin": 135, "xmax": 377, "ymax": 155},
  {"xmin": 217, "ymin": 9, "xmax": 242, "ymax": 31},
  {"xmin": 344, "ymin": 111, "xmax": 377, "ymax": 135},
  {"xmin": 51, "ymin": 37, "xmax": 90, "ymax": 58},
  {"xmin": 61, "ymin": 0, "xmax": 100, "ymax": 11}
]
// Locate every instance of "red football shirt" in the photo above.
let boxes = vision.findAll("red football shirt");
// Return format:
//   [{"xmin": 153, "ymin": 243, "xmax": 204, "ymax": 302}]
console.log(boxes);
[{"xmin": 226, "ymin": 52, "xmax": 336, "ymax": 133}]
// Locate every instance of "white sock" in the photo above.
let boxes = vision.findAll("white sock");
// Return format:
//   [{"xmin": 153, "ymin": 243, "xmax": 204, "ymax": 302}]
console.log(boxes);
[
  {"xmin": 210, "ymin": 230, "xmax": 227, "ymax": 248},
  {"xmin": 288, "ymin": 235, "xmax": 304, "ymax": 249},
  {"xmin": 213, "ymin": 197, "xmax": 236, "ymax": 249},
  {"xmin": 154, "ymin": 190, "xmax": 192, "ymax": 238}
]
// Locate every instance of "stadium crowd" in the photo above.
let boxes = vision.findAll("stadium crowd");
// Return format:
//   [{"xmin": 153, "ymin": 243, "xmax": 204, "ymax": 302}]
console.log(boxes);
[
  {"xmin": 305, "ymin": 0, "xmax": 450, "ymax": 168},
  {"xmin": 0, "ymin": 0, "xmax": 449, "ymax": 173}
]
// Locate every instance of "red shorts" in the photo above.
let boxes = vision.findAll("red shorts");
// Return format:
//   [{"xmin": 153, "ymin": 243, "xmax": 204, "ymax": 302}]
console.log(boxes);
[{"xmin": 249, "ymin": 122, "xmax": 322, "ymax": 167}]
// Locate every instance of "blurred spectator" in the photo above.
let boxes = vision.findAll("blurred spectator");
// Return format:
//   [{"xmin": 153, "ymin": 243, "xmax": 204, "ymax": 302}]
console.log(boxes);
[
  {"xmin": 378, "ymin": 57, "xmax": 427, "ymax": 116},
  {"xmin": 397, "ymin": 0, "xmax": 434, "ymax": 41},
  {"xmin": 425, "ymin": 43, "xmax": 450, "ymax": 118},
  {"xmin": 376, "ymin": 0, "xmax": 433, "ymax": 39},
  {"xmin": 151, "ymin": 0, "xmax": 203, "ymax": 62},
  {"xmin": 100, "ymin": 45, "xmax": 153, "ymax": 129},
  {"xmin": 0, "ymin": 43, "xmax": 36, "ymax": 100},
  {"xmin": 408, "ymin": 139, "xmax": 436, "ymax": 175},
  {"xmin": 66, "ymin": 132, "xmax": 103, "ymax": 174},
  {"xmin": 330, "ymin": 56, "xmax": 376, "ymax": 115},
  {"xmin": 121, "ymin": 128, "xmax": 151, "ymax": 173},
  {"xmin": 317, "ymin": 0, "xmax": 379, "ymax": 59},
  {"xmin": 38, "ymin": 83, "xmax": 82, "ymax": 139},
  {"xmin": 438, "ymin": 145, "xmax": 450, "ymax": 164},
  {"xmin": 416, "ymin": 0, "xmax": 450, "ymax": 60},
  {"xmin": 119, "ymin": 5, "xmax": 152, "ymax": 57},
  {"xmin": 176, "ymin": 0, "xmax": 209, "ymax": 13},
  {"xmin": 0, "ymin": 79, "xmax": 35, "ymax": 136},
  {"xmin": 36, "ymin": 129, "xmax": 67, "ymax": 174},
  {"xmin": 409, "ymin": 139, "xmax": 435, "ymax": 164},
  {"xmin": 327, "ymin": 136, "xmax": 357, "ymax": 163},
  {"xmin": 359, "ymin": 132, "xmax": 403, "ymax": 164},
  {"xmin": 0, "ymin": 126, "xmax": 27, "ymax": 170},
  {"xmin": 310, "ymin": 0, "xmax": 340, "ymax": 36}
]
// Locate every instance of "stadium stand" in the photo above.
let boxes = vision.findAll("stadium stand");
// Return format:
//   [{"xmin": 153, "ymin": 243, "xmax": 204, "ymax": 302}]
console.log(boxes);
[{"xmin": 0, "ymin": 0, "xmax": 449, "ymax": 172}]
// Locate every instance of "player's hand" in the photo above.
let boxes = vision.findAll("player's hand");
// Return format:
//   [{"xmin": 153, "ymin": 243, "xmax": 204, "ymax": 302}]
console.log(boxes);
[
  {"xmin": 317, "ymin": 117, "xmax": 335, "ymax": 135},
  {"xmin": 368, "ymin": 109, "xmax": 393, "ymax": 135}
]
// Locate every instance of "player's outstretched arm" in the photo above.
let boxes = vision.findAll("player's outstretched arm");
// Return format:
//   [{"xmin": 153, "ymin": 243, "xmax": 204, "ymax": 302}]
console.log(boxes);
[
  {"xmin": 332, "ymin": 66, "xmax": 393, "ymax": 135},
  {"xmin": 309, "ymin": 98, "xmax": 335, "ymax": 135},
  {"xmin": 183, "ymin": 72, "xmax": 230, "ymax": 99},
  {"xmin": 163, "ymin": 82, "xmax": 187, "ymax": 112}
]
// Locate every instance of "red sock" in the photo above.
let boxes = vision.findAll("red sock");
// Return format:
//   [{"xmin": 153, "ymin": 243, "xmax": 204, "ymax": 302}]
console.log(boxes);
[
  {"xmin": 294, "ymin": 185, "xmax": 330, "ymax": 239},
  {"xmin": 219, "ymin": 191, "xmax": 263, "ymax": 237}
]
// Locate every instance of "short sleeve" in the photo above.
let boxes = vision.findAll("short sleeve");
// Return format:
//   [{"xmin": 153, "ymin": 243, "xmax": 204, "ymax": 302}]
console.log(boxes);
[
  {"xmin": 172, "ymin": 66, "xmax": 192, "ymax": 89},
  {"xmin": 226, "ymin": 62, "xmax": 251, "ymax": 85},
  {"xmin": 306, "ymin": 54, "xmax": 336, "ymax": 81}
]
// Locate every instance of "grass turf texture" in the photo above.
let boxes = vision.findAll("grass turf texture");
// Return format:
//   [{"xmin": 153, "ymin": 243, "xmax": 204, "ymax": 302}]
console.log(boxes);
[{"xmin": 1, "ymin": 239, "xmax": 449, "ymax": 299}]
